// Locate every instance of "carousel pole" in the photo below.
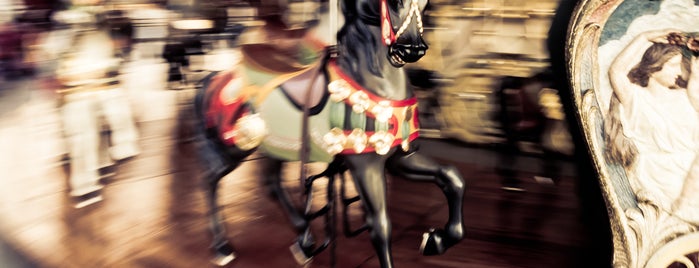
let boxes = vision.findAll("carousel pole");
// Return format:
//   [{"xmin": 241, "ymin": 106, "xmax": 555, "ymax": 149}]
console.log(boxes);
[
  {"xmin": 329, "ymin": 0, "xmax": 338, "ymax": 46},
  {"xmin": 328, "ymin": 1, "xmax": 339, "ymax": 266},
  {"xmin": 295, "ymin": 1, "xmax": 341, "ymax": 264}
]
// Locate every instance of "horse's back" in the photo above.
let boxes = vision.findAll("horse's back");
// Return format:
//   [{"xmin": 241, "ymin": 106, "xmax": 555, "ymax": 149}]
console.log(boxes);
[{"xmin": 195, "ymin": 51, "xmax": 335, "ymax": 163}]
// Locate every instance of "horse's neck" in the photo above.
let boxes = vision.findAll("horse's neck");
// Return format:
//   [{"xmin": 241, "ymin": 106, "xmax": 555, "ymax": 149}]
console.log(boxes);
[{"xmin": 336, "ymin": 22, "xmax": 409, "ymax": 100}]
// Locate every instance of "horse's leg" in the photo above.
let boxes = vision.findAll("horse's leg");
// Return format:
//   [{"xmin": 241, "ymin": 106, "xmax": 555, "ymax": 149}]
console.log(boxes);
[
  {"xmin": 197, "ymin": 127, "xmax": 253, "ymax": 266},
  {"xmin": 345, "ymin": 154, "xmax": 394, "ymax": 268},
  {"xmin": 205, "ymin": 167, "xmax": 236, "ymax": 266},
  {"xmin": 386, "ymin": 150, "xmax": 465, "ymax": 256},
  {"xmin": 260, "ymin": 157, "xmax": 316, "ymax": 263},
  {"xmin": 193, "ymin": 75, "xmax": 240, "ymax": 265},
  {"xmin": 262, "ymin": 158, "xmax": 306, "ymax": 228}
]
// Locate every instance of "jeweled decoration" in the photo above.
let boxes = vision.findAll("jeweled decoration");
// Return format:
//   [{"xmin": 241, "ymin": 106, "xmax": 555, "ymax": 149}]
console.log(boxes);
[
  {"xmin": 369, "ymin": 131, "xmax": 395, "ymax": 155},
  {"xmin": 230, "ymin": 113, "xmax": 268, "ymax": 151},
  {"xmin": 401, "ymin": 139, "xmax": 410, "ymax": 152},
  {"xmin": 372, "ymin": 100, "xmax": 394, "ymax": 122},
  {"xmin": 347, "ymin": 128, "xmax": 369, "ymax": 153},
  {"xmin": 323, "ymin": 127, "xmax": 347, "ymax": 155},
  {"xmin": 350, "ymin": 91, "xmax": 371, "ymax": 113},
  {"xmin": 328, "ymin": 80, "xmax": 351, "ymax": 102}
]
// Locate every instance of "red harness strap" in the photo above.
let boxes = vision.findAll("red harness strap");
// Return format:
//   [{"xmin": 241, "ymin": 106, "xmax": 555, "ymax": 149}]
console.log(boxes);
[{"xmin": 380, "ymin": 0, "xmax": 396, "ymax": 46}]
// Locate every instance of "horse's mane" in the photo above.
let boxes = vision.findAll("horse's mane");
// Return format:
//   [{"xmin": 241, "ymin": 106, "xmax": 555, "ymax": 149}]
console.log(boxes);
[{"xmin": 336, "ymin": 0, "xmax": 384, "ymax": 83}]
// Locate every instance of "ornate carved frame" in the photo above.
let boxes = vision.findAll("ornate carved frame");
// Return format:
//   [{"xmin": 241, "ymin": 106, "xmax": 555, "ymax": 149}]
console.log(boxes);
[{"xmin": 567, "ymin": 0, "xmax": 699, "ymax": 267}]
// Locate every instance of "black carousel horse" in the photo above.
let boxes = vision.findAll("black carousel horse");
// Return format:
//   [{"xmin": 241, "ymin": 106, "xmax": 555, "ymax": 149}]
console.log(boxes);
[{"xmin": 193, "ymin": 0, "xmax": 466, "ymax": 266}]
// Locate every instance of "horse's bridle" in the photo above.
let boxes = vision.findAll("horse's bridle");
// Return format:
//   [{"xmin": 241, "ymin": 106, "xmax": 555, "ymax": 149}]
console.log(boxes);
[{"xmin": 380, "ymin": 0, "xmax": 424, "ymax": 46}]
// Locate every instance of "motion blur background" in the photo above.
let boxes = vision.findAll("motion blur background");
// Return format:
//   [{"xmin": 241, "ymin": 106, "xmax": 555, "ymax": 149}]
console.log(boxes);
[
  {"xmin": 0, "ymin": 0, "xmax": 571, "ymax": 151},
  {"xmin": 0, "ymin": 0, "xmax": 613, "ymax": 267}
]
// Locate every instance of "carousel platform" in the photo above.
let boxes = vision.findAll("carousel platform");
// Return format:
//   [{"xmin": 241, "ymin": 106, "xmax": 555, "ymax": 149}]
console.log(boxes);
[{"xmin": 0, "ymin": 53, "xmax": 610, "ymax": 268}]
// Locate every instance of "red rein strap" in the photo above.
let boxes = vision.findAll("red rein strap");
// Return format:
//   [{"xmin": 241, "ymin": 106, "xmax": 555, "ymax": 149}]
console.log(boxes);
[{"xmin": 380, "ymin": 0, "xmax": 395, "ymax": 46}]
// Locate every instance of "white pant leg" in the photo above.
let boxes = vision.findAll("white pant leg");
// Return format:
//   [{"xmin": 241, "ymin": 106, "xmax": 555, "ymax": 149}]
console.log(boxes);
[
  {"xmin": 98, "ymin": 88, "xmax": 140, "ymax": 160},
  {"xmin": 62, "ymin": 92, "xmax": 102, "ymax": 196}
]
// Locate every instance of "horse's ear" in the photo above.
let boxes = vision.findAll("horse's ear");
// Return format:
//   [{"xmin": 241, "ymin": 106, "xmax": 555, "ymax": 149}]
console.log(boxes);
[
  {"xmin": 355, "ymin": 0, "xmax": 382, "ymax": 23},
  {"xmin": 341, "ymin": 0, "xmax": 357, "ymax": 19}
]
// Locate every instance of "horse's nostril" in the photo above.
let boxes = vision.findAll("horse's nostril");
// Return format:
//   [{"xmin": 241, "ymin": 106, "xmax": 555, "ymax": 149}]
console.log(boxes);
[{"xmin": 393, "ymin": 41, "xmax": 428, "ymax": 62}]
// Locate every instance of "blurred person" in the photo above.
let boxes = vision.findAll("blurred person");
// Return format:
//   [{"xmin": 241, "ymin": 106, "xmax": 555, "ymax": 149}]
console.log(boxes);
[
  {"xmin": 0, "ymin": 0, "xmax": 31, "ymax": 79},
  {"xmin": 538, "ymin": 86, "xmax": 574, "ymax": 158},
  {"xmin": 53, "ymin": 1, "xmax": 140, "ymax": 208},
  {"xmin": 495, "ymin": 75, "xmax": 528, "ymax": 191},
  {"xmin": 100, "ymin": 9, "xmax": 134, "ymax": 60},
  {"xmin": 12, "ymin": 0, "xmax": 65, "ymax": 75},
  {"xmin": 606, "ymin": 29, "xmax": 699, "ymax": 225},
  {"xmin": 495, "ymin": 72, "xmax": 557, "ymax": 191},
  {"xmin": 15, "ymin": 0, "xmax": 61, "ymax": 28},
  {"xmin": 0, "ymin": 21, "xmax": 25, "ymax": 79},
  {"xmin": 536, "ymin": 74, "xmax": 574, "ymax": 184}
]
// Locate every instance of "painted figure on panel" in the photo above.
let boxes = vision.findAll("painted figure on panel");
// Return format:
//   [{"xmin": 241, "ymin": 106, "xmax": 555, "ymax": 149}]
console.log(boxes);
[
  {"xmin": 569, "ymin": 0, "xmax": 699, "ymax": 266},
  {"xmin": 605, "ymin": 28, "xmax": 699, "ymax": 224}
]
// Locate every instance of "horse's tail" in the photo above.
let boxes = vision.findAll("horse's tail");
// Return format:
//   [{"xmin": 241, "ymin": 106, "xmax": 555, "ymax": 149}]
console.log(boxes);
[
  {"xmin": 192, "ymin": 70, "xmax": 233, "ymax": 179},
  {"xmin": 194, "ymin": 71, "xmax": 220, "ymax": 123}
]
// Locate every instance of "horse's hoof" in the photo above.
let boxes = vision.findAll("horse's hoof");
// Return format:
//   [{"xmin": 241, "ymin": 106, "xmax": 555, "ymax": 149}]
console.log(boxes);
[
  {"xmin": 289, "ymin": 241, "xmax": 313, "ymax": 265},
  {"xmin": 419, "ymin": 228, "xmax": 457, "ymax": 256},
  {"xmin": 211, "ymin": 242, "xmax": 236, "ymax": 266},
  {"xmin": 72, "ymin": 192, "xmax": 103, "ymax": 209}
]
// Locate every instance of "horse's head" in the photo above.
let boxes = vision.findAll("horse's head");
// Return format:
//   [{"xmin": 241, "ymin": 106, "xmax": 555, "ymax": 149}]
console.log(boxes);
[
  {"xmin": 380, "ymin": 0, "xmax": 429, "ymax": 67},
  {"xmin": 344, "ymin": 0, "xmax": 429, "ymax": 67}
]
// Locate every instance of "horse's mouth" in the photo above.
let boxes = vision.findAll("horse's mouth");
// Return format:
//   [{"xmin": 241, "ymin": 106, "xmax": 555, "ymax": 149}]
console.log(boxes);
[
  {"xmin": 388, "ymin": 44, "xmax": 427, "ymax": 67},
  {"xmin": 388, "ymin": 53, "xmax": 407, "ymax": 67}
]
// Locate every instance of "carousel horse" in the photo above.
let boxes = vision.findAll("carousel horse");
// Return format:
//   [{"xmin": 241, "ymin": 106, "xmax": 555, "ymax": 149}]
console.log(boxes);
[{"xmin": 194, "ymin": 0, "xmax": 466, "ymax": 266}]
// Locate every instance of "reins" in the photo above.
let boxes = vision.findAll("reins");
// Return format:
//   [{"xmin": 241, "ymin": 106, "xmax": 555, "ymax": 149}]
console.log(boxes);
[{"xmin": 299, "ymin": 46, "xmax": 338, "ymax": 187}]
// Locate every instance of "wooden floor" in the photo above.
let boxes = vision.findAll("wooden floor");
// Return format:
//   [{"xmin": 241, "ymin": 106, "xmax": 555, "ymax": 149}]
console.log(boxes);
[{"xmin": 0, "ymin": 66, "xmax": 612, "ymax": 268}]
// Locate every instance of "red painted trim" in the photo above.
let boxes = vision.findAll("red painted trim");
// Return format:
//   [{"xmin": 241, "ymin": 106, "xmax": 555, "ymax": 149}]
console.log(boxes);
[
  {"xmin": 329, "ymin": 61, "xmax": 418, "ymax": 106},
  {"xmin": 204, "ymin": 72, "xmax": 251, "ymax": 146},
  {"xmin": 380, "ymin": 0, "xmax": 396, "ymax": 46},
  {"xmin": 388, "ymin": 115, "xmax": 399, "ymax": 135},
  {"xmin": 340, "ymin": 146, "xmax": 375, "ymax": 154}
]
